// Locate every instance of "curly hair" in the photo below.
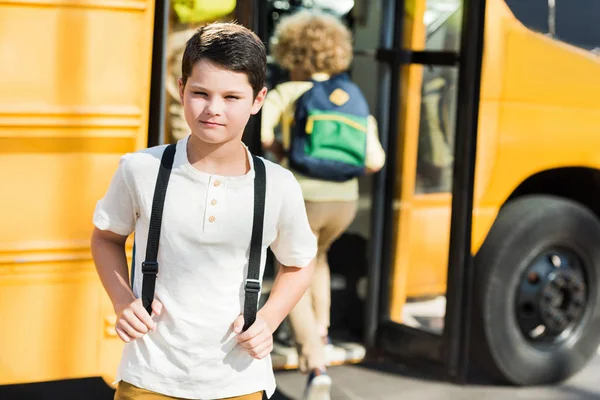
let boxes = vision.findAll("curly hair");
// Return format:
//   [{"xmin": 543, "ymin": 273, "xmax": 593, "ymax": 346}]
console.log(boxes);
[{"xmin": 270, "ymin": 10, "xmax": 353, "ymax": 77}]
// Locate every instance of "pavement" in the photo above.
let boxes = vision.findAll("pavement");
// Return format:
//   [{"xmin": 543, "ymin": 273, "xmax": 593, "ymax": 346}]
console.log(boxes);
[
  {"xmin": 272, "ymin": 352, "xmax": 600, "ymax": 400},
  {"xmin": 3, "ymin": 352, "xmax": 600, "ymax": 399}
]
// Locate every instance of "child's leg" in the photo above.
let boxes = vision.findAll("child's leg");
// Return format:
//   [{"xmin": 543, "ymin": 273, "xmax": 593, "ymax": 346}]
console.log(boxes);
[
  {"xmin": 310, "ymin": 201, "xmax": 358, "ymax": 337},
  {"xmin": 286, "ymin": 284, "xmax": 326, "ymax": 372},
  {"xmin": 283, "ymin": 202, "xmax": 327, "ymax": 372},
  {"xmin": 311, "ymin": 250, "xmax": 331, "ymax": 338}
]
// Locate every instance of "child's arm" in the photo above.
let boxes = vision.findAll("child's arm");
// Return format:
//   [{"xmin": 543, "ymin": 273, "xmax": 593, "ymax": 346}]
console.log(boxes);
[
  {"xmin": 365, "ymin": 115, "xmax": 386, "ymax": 174},
  {"xmin": 260, "ymin": 82, "xmax": 312, "ymax": 162},
  {"xmin": 259, "ymin": 261, "xmax": 315, "ymax": 332},
  {"xmin": 92, "ymin": 228, "xmax": 162, "ymax": 343},
  {"xmin": 260, "ymin": 86, "xmax": 285, "ymax": 149},
  {"xmin": 91, "ymin": 154, "xmax": 161, "ymax": 343},
  {"xmin": 233, "ymin": 260, "xmax": 315, "ymax": 360},
  {"xmin": 91, "ymin": 228, "xmax": 133, "ymax": 308}
]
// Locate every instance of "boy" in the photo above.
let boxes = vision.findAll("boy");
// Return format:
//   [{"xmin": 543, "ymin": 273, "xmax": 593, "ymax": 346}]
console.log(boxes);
[
  {"xmin": 91, "ymin": 22, "xmax": 317, "ymax": 400},
  {"xmin": 261, "ymin": 10, "xmax": 385, "ymax": 400}
]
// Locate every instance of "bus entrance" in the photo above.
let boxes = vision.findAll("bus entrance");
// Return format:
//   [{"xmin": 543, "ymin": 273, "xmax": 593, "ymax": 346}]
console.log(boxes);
[{"xmin": 236, "ymin": 0, "xmax": 486, "ymax": 382}]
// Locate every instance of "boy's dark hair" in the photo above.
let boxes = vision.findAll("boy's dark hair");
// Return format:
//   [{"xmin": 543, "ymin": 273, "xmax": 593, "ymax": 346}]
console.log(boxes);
[{"xmin": 182, "ymin": 22, "xmax": 267, "ymax": 98}]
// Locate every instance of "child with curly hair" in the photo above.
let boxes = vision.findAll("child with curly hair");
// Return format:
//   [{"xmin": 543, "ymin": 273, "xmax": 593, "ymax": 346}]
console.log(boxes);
[{"xmin": 261, "ymin": 10, "xmax": 386, "ymax": 400}]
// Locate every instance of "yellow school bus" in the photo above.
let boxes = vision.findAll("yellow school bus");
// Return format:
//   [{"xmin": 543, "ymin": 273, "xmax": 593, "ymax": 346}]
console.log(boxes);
[
  {"xmin": 2, "ymin": 0, "xmax": 600, "ymax": 391},
  {"xmin": 0, "ymin": 0, "xmax": 156, "ymax": 386}
]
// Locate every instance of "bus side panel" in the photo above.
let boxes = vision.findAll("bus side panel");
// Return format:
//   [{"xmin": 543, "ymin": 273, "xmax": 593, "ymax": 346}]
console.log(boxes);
[
  {"xmin": 0, "ymin": 1, "xmax": 155, "ymax": 385},
  {"xmin": 479, "ymin": 7, "xmax": 600, "ymax": 226}
]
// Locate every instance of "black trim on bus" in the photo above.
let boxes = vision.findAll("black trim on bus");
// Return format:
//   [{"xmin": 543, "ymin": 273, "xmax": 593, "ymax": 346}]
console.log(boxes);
[
  {"xmin": 147, "ymin": 0, "xmax": 170, "ymax": 147},
  {"xmin": 443, "ymin": 0, "xmax": 487, "ymax": 384},
  {"xmin": 364, "ymin": 0, "xmax": 404, "ymax": 349},
  {"xmin": 376, "ymin": 49, "xmax": 459, "ymax": 66}
]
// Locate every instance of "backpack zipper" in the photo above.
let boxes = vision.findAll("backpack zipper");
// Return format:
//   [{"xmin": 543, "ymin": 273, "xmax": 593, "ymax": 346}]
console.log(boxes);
[{"xmin": 306, "ymin": 114, "xmax": 367, "ymax": 134}]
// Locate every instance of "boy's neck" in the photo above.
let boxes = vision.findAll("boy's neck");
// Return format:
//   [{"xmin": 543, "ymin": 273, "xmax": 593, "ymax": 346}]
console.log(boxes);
[{"xmin": 186, "ymin": 135, "xmax": 250, "ymax": 177}]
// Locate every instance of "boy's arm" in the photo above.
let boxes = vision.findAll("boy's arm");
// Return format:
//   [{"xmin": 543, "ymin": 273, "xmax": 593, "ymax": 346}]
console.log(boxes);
[
  {"xmin": 258, "ymin": 260, "xmax": 315, "ymax": 333},
  {"xmin": 261, "ymin": 83, "xmax": 312, "ymax": 161},
  {"xmin": 260, "ymin": 87, "xmax": 285, "ymax": 149},
  {"xmin": 365, "ymin": 115, "xmax": 386, "ymax": 174},
  {"xmin": 91, "ymin": 227, "xmax": 135, "ymax": 310},
  {"xmin": 234, "ymin": 260, "xmax": 315, "ymax": 360},
  {"xmin": 91, "ymin": 228, "xmax": 161, "ymax": 342},
  {"xmin": 233, "ymin": 260, "xmax": 315, "ymax": 361},
  {"xmin": 92, "ymin": 155, "xmax": 160, "ymax": 343}
]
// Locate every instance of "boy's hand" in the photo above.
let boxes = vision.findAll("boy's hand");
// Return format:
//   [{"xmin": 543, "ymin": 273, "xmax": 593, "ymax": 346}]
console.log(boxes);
[
  {"xmin": 232, "ymin": 314, "xmax": 273, "ymax": 360},
  {"xmin": 114, "ymin": 299, "xmax": 162, "ymax": 343}
]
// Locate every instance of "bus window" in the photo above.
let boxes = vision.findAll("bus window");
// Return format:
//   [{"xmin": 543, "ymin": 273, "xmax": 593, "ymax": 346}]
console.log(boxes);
[
  {"xmin": 415, "ymin": 5, "xmax": 461, "ymax": 193},
  {"xmin": 423, "ymin": 0, "xmax": 462, "ymax": 51},
  {"xmin": 504, "ymin": 0, "xmax": 550, "ymax": 35},
  {"xmin": 505, "ymin": 0, "xmax": 600, "ymax": 53},
  {"xmin": 416, "ymin": 66, "xmax": 458, "ymax": 194},
  {"xmin": 555, "ymin": 0, "xmax": 600, "ymax": 52}
]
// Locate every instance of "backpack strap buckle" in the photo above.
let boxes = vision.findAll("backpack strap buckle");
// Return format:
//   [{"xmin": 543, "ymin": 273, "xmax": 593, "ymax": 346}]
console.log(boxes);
[
  {"xmin": 142, "ymin": 261, "xmax": 159, "ymax": 275},
  {"xmin": 244, "ymin": 279, "xmax": 261, "ymax": 294}
]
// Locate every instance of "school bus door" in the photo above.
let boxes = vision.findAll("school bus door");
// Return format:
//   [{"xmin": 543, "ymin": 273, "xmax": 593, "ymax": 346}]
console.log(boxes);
[{"xmin": 364, "ymin": 0, "xmax": 486, "ymax": 382}]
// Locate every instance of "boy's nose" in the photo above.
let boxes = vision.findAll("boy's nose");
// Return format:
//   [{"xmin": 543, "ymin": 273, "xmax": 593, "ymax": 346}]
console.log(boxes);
[{"xmin": 204, "ymin": 99, "xmax": 224, "ymax": 116}]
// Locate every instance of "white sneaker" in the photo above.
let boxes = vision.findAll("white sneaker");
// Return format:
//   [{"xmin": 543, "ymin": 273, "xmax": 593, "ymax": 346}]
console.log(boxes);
[{"xmin": 304, "ymin": 368, "xmax": 332, "ymax": 400}]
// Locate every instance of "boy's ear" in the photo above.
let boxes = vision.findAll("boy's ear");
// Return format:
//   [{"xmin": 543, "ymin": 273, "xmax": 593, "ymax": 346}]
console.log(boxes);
[
  {"xmin": 178, "ymin": 78, "xmax": 185, "ymax": 104},
  {"xmin": 250, "ymin": 87, "xmax": 268, "ymax": 115}
]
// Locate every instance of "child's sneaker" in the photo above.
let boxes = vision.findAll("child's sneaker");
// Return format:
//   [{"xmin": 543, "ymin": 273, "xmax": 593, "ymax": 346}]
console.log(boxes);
[{"xmin": 304, "ymin": 367, "xmax": 332, "ymax": 400}]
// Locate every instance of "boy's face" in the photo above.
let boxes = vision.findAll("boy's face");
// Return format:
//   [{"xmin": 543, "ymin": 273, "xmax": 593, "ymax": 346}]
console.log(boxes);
[{"xmin": 178, "ymin": 59, "xmax": 266, "ymax": 146}]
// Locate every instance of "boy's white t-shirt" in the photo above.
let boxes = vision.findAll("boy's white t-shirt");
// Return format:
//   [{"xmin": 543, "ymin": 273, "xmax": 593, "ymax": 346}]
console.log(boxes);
[{"xmin": 93, "ymin": 137, "xmax": 317, "ymax": 399}]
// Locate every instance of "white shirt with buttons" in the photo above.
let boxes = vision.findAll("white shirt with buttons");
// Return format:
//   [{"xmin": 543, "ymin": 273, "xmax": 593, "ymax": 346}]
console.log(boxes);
[{"xmin": 93, "ymin": 136, "xmax": 317, "ymax": 399}]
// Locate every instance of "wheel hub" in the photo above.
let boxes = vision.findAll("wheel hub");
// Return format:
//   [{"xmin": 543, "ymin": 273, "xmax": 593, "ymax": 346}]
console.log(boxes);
[
  {"xmin": 516, "ymin": 250, "xmax": 588, "ymax": 342},
  {"xmin": 538, "ymin": 269, "xmax": 586, "ymax": 332}
]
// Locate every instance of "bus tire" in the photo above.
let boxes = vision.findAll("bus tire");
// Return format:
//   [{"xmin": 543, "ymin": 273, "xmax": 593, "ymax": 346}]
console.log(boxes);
[{"xmin": 471, "ymin": 195, "xmax": 600, "ymax": 385}]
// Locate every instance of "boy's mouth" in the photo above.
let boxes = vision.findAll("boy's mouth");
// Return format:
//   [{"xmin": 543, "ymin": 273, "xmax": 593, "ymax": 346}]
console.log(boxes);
[{"xmin": 200, "ymin": 120, "xmax": 225, "ymax": 127}]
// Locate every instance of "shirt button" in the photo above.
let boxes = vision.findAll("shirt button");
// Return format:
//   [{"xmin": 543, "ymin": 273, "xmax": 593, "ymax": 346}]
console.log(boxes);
[
  {"xmin": 209, "ymin": 216, "xmax": 216, "ymax": 223},
  {"xmin": 214, "ymin": 180, "xmax": 221, "ymax": 187},
  {"xmin": 211, "ymin": 199, "xmax": 217, "ymax": 206}
]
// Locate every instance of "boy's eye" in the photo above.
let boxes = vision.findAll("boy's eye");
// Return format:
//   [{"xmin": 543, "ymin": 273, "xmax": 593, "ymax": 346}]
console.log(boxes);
[
  {"xmin": 226, "ymin": 96, "xmax": 240, "ymax": 100},
  {"xmin": 193, "ymin": 91, "xmax": 207, "ymax": 96}
]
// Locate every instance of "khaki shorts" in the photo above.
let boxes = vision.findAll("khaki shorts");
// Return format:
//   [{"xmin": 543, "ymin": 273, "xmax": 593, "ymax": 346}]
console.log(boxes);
[{"xmin": 114, "ymin": 381, "xmax": 263, "ymax": 400}]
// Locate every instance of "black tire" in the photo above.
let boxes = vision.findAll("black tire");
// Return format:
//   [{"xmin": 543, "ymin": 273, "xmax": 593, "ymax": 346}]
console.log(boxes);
[{"xmin": 471, "ymin": 195, "xmax": 600, "ymax": 385}]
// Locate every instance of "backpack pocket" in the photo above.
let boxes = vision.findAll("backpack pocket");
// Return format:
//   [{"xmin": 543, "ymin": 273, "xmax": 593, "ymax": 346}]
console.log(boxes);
[{"xmin": 304, "ymin": 110, "xmax": 368, "ymax": 167}]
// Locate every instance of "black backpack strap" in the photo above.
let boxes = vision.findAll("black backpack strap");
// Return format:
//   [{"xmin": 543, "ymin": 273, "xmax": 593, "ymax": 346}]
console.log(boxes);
[
  {"xmin": 141, "ymin": 143, "xmax": 177, "ymax": 315},
  {"xmin": 243, "ymin": 155, "xmax": 267, "ymax": 331}
]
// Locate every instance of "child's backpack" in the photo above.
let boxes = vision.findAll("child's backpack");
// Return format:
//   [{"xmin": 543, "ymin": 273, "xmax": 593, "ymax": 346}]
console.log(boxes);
[{"xmin": 288, "ymin": 73, "xmax": 370, "ymax": 182}]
